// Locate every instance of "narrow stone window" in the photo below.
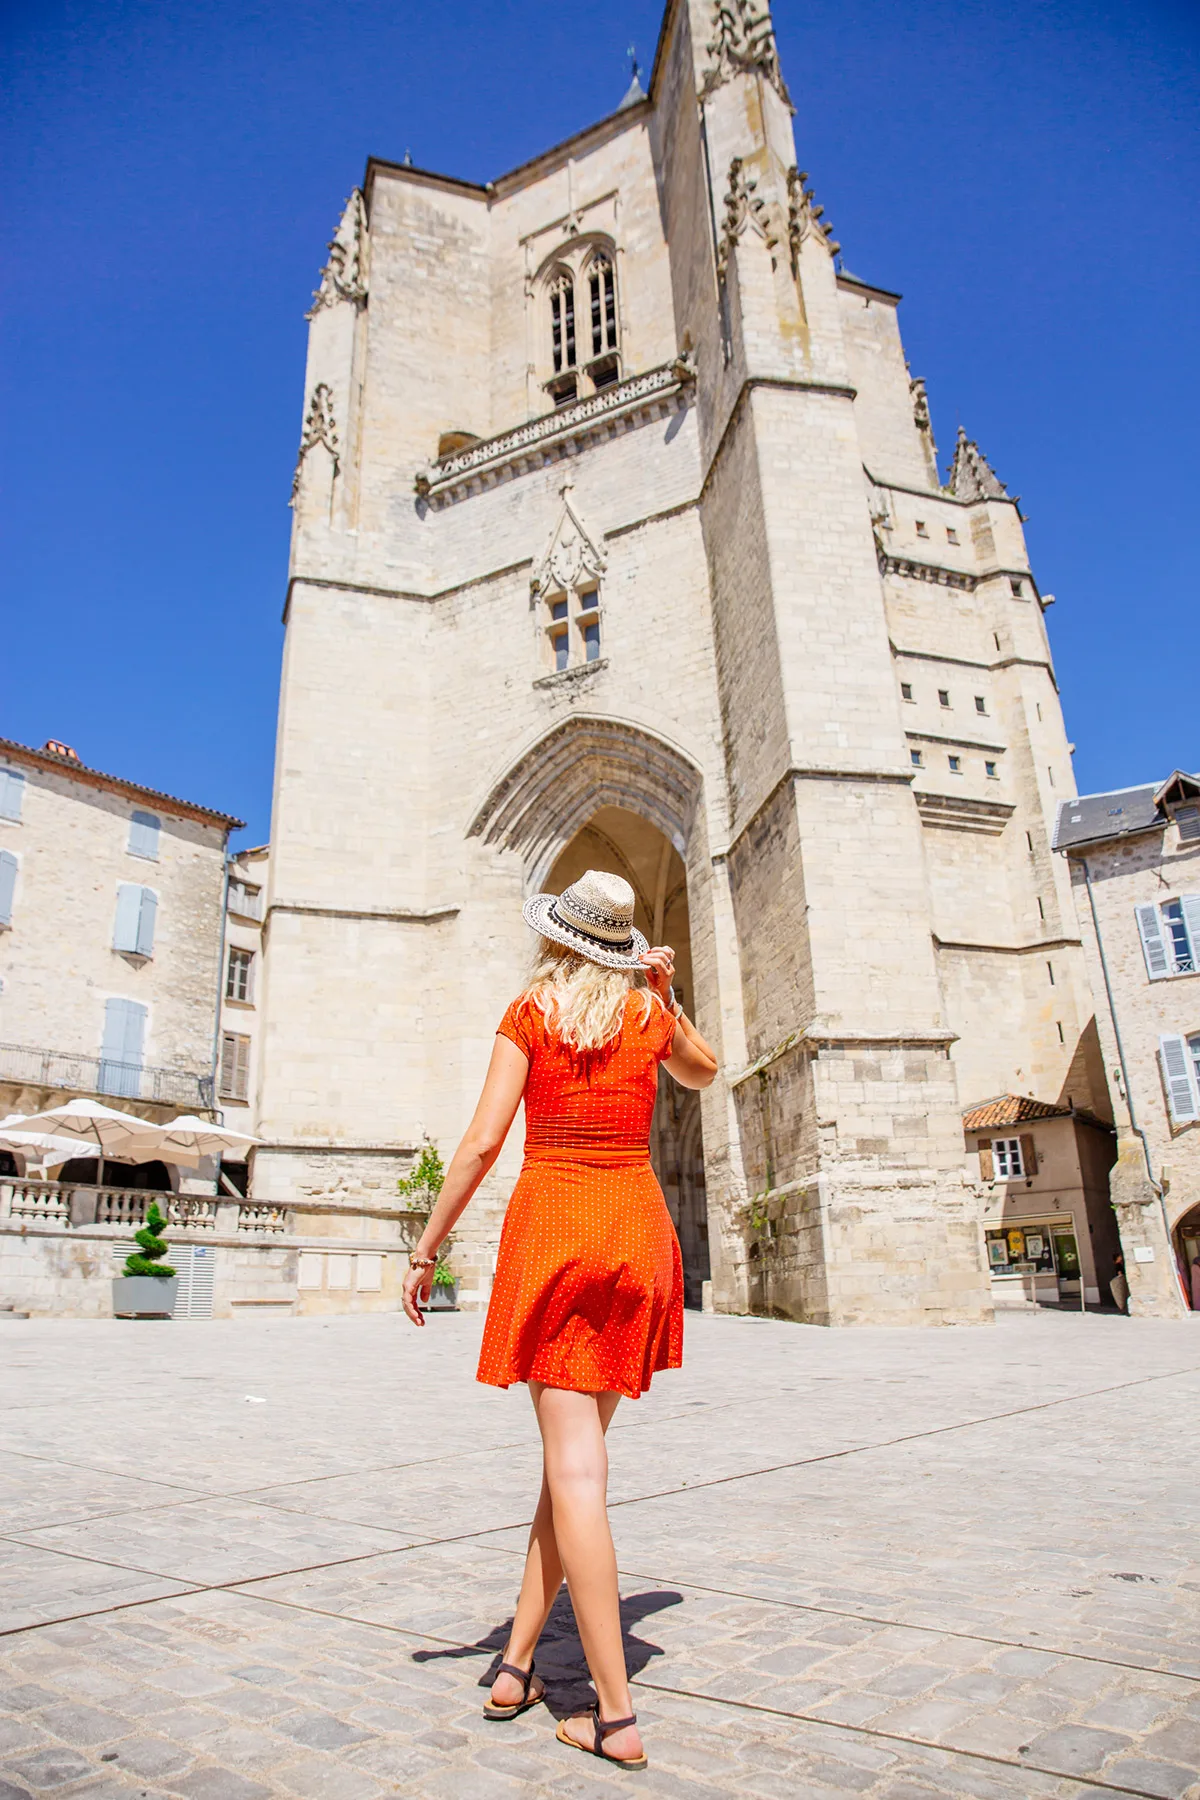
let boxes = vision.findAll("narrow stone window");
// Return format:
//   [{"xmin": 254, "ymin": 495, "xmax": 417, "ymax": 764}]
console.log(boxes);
[
  {"xmin": 910, "ymin": 749, "xmax": 923, "ymax": 768},
  {"xmin": 985, "ymin": 760, "xmax": 998, "ymax": 779},
  {"xmin": 974, "ymin": 695, "xmax": 987, "ymax": 714},
  {"xmin": 946, "ymin": 527, "xmax": 959, "ymax": 544},
  {"xmin": 994, "ymin": 632, "xmax": 1002, "ymax": 652},
  {"xmin": 550, "ymin": 273, "xmax": 575, "ymax": 373},
  {"xmin": 577, "ymin": 586, "xmax": 601, "ymax": 664},
  {"xmin": 1056, "ymin": 1021, "xmax": 1065, "ymax": 1044},
  {"xmin": 1010, "ymin": 577, "xmax": 1023, "ymax": 596},
  {"xmin": 589, "ymin": 256, "xmax": 617, "ymax": 357},
  {"xmin": 938, "ymin": 689, "xmax": 950, "ymax": 708},
  {"xmin": 547, "ymin": 594, "xmax": 570, "ymax": 673},
  {"xmin": 900, "ymin": 682, "xmax": 914, "ymax": 701},
  {"xmin": 1037, "ymin": 896, "xmax": 1046, "ymax": 920},
  {"xmin": 915, "ymin": 520, "xmax": 929, "ymax": 538},
  {"xmin": 948, "ymin": 755, "xmax": 962, "ymax": 774},
  {"xmin": 1047, "ymin": 960, "xmax": 1055, "ymax": 986}
]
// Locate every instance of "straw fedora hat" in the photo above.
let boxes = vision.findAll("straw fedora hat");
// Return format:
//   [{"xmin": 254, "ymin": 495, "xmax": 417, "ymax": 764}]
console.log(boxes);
[{"xmin": 523, "ymin": 870, "xmax": 649, "ymax": 971}]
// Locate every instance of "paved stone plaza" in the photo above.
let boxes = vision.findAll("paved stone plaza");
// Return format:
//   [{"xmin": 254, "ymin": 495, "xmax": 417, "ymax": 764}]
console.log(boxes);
[{"xmin": 1, "ymin": 1310, "xmax": 1199, "ymax": 1799}]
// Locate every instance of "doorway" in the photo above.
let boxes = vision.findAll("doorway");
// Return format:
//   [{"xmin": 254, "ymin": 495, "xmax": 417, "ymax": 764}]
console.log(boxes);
[
  {"xmin": 545, "ymin": 806, "xmax": 711, "ymax": 1307},
  {"xmin": 1176, "ymin": 1205, "xmax": 1200, "ymax": 1312}
]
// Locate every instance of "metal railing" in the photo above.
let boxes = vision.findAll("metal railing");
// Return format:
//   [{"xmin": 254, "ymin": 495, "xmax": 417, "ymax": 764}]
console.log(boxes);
[{"xmin": 0, "ymin": 1042, "xmax": 213, "ymax": 1110}]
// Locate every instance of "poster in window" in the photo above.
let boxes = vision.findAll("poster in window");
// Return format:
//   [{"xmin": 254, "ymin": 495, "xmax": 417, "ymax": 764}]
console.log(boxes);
[
  {"xmin": 987, "ymin": 1237, "xmax": 1009, "ymax": 1269},
  {"xmin": 1006, "ymin": 1227, "xmax": 1026, "ymax": 1260},
  {"xmin": 1024, "ymin": 1233, "xmax": 1045, "ymax": 1261}
]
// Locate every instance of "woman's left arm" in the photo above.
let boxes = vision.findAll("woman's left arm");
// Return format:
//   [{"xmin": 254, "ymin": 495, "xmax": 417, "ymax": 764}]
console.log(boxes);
[{"xmin": 401, "ymin": 1036, "xmax": 529, "ymax": 1326}]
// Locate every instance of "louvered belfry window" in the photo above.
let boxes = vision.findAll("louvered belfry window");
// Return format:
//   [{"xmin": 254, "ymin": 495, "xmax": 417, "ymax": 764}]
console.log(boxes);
[
  {"xmin": 589, "ymin": 256, "xmax": 617, "ymax": 357},
  {"xmin": 550, "ymin": 273, "xmax": 575, "ymax": 373}
]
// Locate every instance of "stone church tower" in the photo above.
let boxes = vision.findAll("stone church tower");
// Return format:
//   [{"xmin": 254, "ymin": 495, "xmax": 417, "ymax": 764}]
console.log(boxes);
[{"xmin": 257, "ymin": 0, "xmax": 1095, "ymax": 1325}]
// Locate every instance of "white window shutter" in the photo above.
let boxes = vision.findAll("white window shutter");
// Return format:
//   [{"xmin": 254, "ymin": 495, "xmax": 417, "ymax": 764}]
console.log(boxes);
[
  {"xmin": 1182, "ymin": 896, "xmax": 1200, "ymax": 963},
  {"xmin": 99, "ymin": 998, "xmax": 147, "ymax": 1098},
  {"xmin": 0, "ymin": 767, "xmax": 25, "ymax": 822},
  {"xmin": 135, "ymin": 887, "xmax": 157, "ymax": 957},
  {"xmin": 129, "ymin": 810, "xmax": 161, "ymax": 860},
  {"xmin": 1136, "ymin": 903, "xmax": 1170, "ymax": 979},
  {"xmin": 113, "ymin": 883, "xmax": 142, "ymax": 951},
  {"xmin": 0, "ymin": 850, "xmax": 16, "ymax": 925},
  {"xmin": 1160, "ymin": 1034, "xmax": 1200, "ymax": 1124}
]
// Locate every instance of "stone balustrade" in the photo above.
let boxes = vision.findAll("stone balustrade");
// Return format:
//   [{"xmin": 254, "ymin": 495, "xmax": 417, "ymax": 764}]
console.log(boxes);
[{"xmin": 0, "ymin": 1180, "xmax": 286, "ymax": 1237}]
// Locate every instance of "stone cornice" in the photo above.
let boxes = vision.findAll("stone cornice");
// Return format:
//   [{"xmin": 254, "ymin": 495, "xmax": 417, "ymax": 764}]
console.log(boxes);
[
  {"xmin": 266, "ymin": 903, "xmax": 458, "ymax": 928},
  {"xmin": 933, "ymin": 933, "xmax": 1082, "ymax": 955},
  {"xmin": 415, "ymin": 358, "xmax": 696, "ymax": 506},
  {"xmin": 731, "ymin": 1024, "xmax": 958, "ymax": 1087},
  {"xmin": 880, "ymin": 552, "xmax": 978, "ymax": 592},
  {"xmin": 915, "ymin": 791, "xmax": 1015, "ymax": 835}
]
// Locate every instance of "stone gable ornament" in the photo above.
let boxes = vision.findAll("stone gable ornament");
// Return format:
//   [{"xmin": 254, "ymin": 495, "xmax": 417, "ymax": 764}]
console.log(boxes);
[
  {"xmin": 786, "ymin": 167, "xmax": 839, "ymax": 269},
  {"xmin": 307, "ymin": 189, "xmax": 369, "ymax": 320},
  {"xmin": 703, "ymin": 0, "xmax": 792, "ymax": 109},
  {"xmin": 533, "ymin": 483, "xmax": 607, "ymax": 598},
  {"xmin": 947, "ymin": 426, "xmax": 1008, "ymax": 502},
  {"xmin": 290, "ymin": 383, "xmax": 340, "ymax": 505},
  {"xmin": 717, "ymin": 156, "xmax": 779, "ymax": 277}
]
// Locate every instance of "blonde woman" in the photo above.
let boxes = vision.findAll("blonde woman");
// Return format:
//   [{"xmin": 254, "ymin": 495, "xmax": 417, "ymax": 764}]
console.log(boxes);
[{"xmin": 402, "ymin": 869, "xmax": 717, "ymax": 1770}]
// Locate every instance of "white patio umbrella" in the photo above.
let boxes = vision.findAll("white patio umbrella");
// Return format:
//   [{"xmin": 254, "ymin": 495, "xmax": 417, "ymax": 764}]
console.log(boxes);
[
  {"xmin": 6, "ymin": 1098, "xmax": 201, "ymax": 1174},
  {"xmin": 0, "ymin": 1116, "xmax": 86, "ymax": 1167},
  {"xmin": 155, "ymin": 1116, "xmax": 260, "ymax": 1159}
]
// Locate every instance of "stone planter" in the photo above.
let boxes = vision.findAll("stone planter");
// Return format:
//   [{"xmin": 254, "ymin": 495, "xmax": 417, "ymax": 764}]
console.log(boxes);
[
  {"xmin": 425, "ymin": 1282, "xmax": 458, "ymax": 1312},
  {"xmin": 112, "ymin": 1276, "xmax": 179, "ymax": 1319}
]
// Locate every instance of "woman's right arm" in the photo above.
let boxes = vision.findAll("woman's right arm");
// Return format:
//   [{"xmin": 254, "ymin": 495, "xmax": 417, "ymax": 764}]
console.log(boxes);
[
  {"xmin": 663, "ymin": 1009, "xmax": 719, "ymax": 1090},
  {"xmin": 401, "ymin": 1035, "xmax": 529, "ymax": 1325}
]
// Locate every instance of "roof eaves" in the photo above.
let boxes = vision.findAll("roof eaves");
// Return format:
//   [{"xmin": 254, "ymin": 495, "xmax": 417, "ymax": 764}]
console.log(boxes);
[{"xmin": 0, "ymin": 737, "xmax": 244, "ymax": 831}]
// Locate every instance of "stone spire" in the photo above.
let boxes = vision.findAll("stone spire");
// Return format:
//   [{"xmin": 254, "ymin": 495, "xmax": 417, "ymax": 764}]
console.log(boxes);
[
  {"xmin": 618, "ymin": 45, "xmax": 647, "ymax": 110},
  {"xmin": 306, "ymin": 190, "xmax": 368, "ymax": 320},
  {"xmin": 947, "ymin": 426, "xmax": 1008, "ymax": 502}
]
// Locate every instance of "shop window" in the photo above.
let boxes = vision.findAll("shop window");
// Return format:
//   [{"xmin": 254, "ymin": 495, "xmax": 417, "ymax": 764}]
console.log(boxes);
[
  {"xmin": 1136, "ymin": 897, "xmax": 1200, "ymax": 980},
  {"xmin": 226, "ymin": 946, "xmax": 254, "ymax": 1003}
]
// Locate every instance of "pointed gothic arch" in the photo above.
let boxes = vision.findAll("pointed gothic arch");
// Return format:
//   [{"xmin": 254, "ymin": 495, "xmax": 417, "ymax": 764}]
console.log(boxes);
[{"xmin": 467, "ymin": 716, "xmax": 703, "ymax": 890}]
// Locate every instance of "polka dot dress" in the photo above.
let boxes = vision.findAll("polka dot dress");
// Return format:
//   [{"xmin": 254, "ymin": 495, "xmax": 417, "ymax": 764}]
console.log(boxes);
[{"xmin": 476, "ymin": 991, "xmax": 684, "ymax": 1401}]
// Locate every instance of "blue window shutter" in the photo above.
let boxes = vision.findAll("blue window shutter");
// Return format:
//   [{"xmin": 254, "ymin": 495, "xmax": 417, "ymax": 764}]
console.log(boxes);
[
  {"xmin": 0, "ymin": 768, "xmax": 25, "ymax": 822},
  {"xmin": 0, "ymin": 851, "xmax": 16, "ymax": 924},
  {"xmin": 99, "ymin": 998, "xmax": 147, "ymax": 1098},
  {"xmin": 136, "ymin": 888, "xmax": 157, "ymax": 957},
  {"xmin": 114, "ymin": 883, "xmax": 142, "ymax": 951},
  {"xmin": 129, "ymin": 810, "xmax": 160, "ymax": 860}
]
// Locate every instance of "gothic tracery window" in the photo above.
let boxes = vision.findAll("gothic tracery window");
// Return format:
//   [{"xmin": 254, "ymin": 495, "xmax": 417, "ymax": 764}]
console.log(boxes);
[
  {"xmin": 544, "ymin": 245, "xmax": 621, "ymax": 406},
  {"xmin": 543, "ymin": 584, "xmax": 601, "ymax": 675},
  {"xmin": 549, "ymin": 271, "xmax": 577, "ymax": 405}
]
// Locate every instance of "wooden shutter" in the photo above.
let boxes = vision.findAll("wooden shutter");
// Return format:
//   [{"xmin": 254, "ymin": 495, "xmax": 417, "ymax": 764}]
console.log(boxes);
[
  {"xmin": 113, "ymin": 883, "xmax": 142, "ymax": 951},
  {"xmin": 1182, "ymin": 897, "xmax": 1200, "ymax": 964},
  {"xmin": 977, "ymin": 1138, "xmax": 994, "ymax": 1180},
  {"xmin": 100, "ymin": 998, "xmax": 147, "ymax": 1098},
  {"xmin": 1176, "ymin": 806, "xmax": 1200, "ymax": 843},
  {"xmin": 1135, "ymin": 903, "xmax": 1170, "ymax": 979},
  {"xmin": 0, "ymin": 767, "xmax": 25, "ymax": 822},
  {"xmin": 128, "ymin": 810, "xmax": 160, "ymax": 860},
  {"xmin": 220, "ymin": 1032, "xmax": 250, "ymax": 1101},
  {"xmin": 1019, "ymin": 1133, "xmax": 1037, "ymax": 1177},
  {"xmin": 135, "ymin": 887, "xmax": 157, "ymax": 957},
  {"xmin": 0, "ymin": 850, "xmax": 16, "ymax": 925},
  {"xmin": 1160, "ymin": 1035, "xmax": 1200, "ymax": 1124}
]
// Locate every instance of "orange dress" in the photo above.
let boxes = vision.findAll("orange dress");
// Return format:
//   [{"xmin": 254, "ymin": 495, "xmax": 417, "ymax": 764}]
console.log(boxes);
[{"xmin": 476, "ymin": 990, "xmax": 684, "ymax": 1400}]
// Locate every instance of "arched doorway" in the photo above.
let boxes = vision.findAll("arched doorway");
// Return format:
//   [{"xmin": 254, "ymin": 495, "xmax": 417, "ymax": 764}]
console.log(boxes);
[
  {"xmin": 545, "ymin": 806, "xmax": 711, "ymax": 1308},
  {"xmin": 1175, "ymin": 1204, "xmax": 1200, "ymax": 1312}
]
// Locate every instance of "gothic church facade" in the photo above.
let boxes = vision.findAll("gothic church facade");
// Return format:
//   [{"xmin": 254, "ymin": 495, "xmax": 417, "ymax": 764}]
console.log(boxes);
[{"xmin": 258, "ymin": 0, "xmax": 1096, "ymax": 1325}]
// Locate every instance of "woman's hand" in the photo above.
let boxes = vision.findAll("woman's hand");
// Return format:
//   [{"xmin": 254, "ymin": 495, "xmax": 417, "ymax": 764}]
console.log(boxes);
[
  {"xmin": 402, "ymin": 1260, "xmax": 434, "ymax": 1327},
  {"xmin": 641, "ymin": 944, "xmax": 676, "ymax": 1007}
]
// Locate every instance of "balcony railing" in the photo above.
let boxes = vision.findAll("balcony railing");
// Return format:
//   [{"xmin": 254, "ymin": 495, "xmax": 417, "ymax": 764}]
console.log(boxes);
[
  {"xmin": 0, "ymin": 1042, "xmax": 213, "ymax": 1110},
  {"xmin": 0, "ymin": 1179, "xmax": 285, "ymax": 1236}
]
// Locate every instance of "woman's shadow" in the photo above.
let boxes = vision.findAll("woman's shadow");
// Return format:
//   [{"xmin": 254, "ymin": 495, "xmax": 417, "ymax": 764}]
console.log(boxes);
[{"xmin": 412, "ymin": 1587, "xmax": 682, "ymax": 1717}]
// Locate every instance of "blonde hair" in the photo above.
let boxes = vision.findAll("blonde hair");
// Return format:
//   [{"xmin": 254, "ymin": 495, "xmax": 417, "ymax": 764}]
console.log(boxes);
[{"xmin": 524, "ymin": 937, "xmax": 657, "ymax": 1054}]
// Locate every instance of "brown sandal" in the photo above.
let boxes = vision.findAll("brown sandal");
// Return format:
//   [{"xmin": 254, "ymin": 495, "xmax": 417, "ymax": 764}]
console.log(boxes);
[
  {"xmin": 482, "ymin": 1658, "xmax": 545, "ymax": 1721},
  {"xmin": 556, "ymin": 1704, "xmax": 648, "ymax": 1770}
]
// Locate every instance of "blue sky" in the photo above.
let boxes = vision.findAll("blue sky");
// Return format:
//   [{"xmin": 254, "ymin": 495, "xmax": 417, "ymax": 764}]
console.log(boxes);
[{"xmin": 2, "ymin": 0, "xmax": 1196, "ymax": 845}]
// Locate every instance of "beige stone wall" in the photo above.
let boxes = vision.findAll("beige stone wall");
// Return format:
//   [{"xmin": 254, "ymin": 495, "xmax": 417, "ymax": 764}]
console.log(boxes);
[{"xmin": 1066, "ymin": 817, "xmax": 1200, "ymax": 1316}]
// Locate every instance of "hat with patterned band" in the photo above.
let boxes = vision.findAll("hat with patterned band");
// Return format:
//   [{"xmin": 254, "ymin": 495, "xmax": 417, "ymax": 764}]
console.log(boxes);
[{"xmin": 523, "ymin": 870, "xmax": 650, "ymax": 971}]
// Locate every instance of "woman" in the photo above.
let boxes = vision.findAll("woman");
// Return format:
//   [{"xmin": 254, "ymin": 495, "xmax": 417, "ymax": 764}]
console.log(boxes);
[{"xmin": 402, "ymin": 869, "xmax": 717, "ymax": 1770}]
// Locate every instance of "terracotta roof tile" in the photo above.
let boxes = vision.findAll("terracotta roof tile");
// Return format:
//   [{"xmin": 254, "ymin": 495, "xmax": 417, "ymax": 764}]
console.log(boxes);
[{"xmin": 962, "ymin": 1094, "xmax": 1069, "ymax": 1130}]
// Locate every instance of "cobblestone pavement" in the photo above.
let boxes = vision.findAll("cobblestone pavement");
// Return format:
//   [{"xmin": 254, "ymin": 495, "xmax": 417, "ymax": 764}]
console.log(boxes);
[{"xmin": 1, "ymin": 1309, "xmax": 1199, "ymax": 1799}]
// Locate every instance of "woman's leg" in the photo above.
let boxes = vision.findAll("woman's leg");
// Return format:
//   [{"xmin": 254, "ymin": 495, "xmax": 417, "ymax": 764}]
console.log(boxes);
[
  {"xmin": 530, "ymin": 1383, "xmax": 642, "ymax": 1762},
  {"xmin": 490, "ymin": 1388, "xmax": 621, "ymax": 1710}
]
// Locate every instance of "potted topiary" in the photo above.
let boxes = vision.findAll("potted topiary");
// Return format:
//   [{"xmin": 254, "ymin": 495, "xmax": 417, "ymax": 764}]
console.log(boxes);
[
  {"xmin": 112, "ymin": 1201, "xmax": 179, "ymax": 1319},
  {"xmin": 397, "ymin": 1138, "xmax": 457, "ymax": 1313}
]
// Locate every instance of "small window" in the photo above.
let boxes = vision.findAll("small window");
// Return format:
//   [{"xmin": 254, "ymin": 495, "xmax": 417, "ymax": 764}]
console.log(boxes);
[
  {"xmin": 588, "ymin": 256, "xmax": 618, "ymax": 359},
  {"xmin": 226, "ymin": 947, "xmax": 255, "ymax": 1003},
  {"xmin": 128, "ymin": 810, "xmax": 160, "ymax": 861},
  {"xmin": 915, "ymin": 520, "xmax": 929, "ymax": 538},
  {"xmin": 910, "ymin": 749, "xmax": 923, "ymax": 768},
  {"xmin": 113, "ymin": 883, "xmax": 157, "ymax": 957},
  {"xmin": 1010, "ymin": 578, "xmax": 1023, "ymax": 596},
  {"xmin": 938, "ymin": 689, "xmax": 950, "ymax": 708},
  {"xmin": 1162, "ymin": 900, "xmax": 1197, "ymax": 975},
  {"xmin": 900, "ymin": 682, "xmax": 913, "ymax": 701},
  {"xmin": 994, "ymin": 1137, "xmax": 1024, "ymax": 1178},
  {"xmin": 1176, "ymin": 805, "xmax": 1200, "ymax": 844},
  {"xmin": 228, "ymin": 879, "xmax": 262, "ymax": 921},
  {"xmin": 974, "ymin": 696, "xmax": 987, "ymax": 714},
  {"xmin": 220, "ymin": 1032, "xmax": 251, "ymax": 1101},
  {"xmin": 946, "ymin": 527, "xmax": 959, "ymax": 545},
  {"xmin": 985, "ymin": 760, "xmax": 998, "ymax": 779},
  {"xmin": 948, "ymin": 755, "xmax": 962, "ymax": 774},
  {"xmin": 0, "ymin": 850, "xmax": 16, "ymax": 925},
  {"xmin": 550, "ymin": 272, "xmax": 576, "ymax": 374},
  {"xmin": 0, "ymin": 767, "xmax": 26, "ymax": 823}
]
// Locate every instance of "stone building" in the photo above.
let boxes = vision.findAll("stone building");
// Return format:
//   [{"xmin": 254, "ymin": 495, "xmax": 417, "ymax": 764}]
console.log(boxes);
[
  {"xmin": 0, "ymin": 735, "xmax": 243, "ymax": 1314},
  {"xmin": 256, "ymin": 0, "xmax": 1099, "ymax": 1326},
  {"xmin": 1054, "ymin": 771, "xmax": 1200, "ymax": 1317},
  {"xmin": 217, "ymin": 843, "xmax": 270, "ymax": 1158}
]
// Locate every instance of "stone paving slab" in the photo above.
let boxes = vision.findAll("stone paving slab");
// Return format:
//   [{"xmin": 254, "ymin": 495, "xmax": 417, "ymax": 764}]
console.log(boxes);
[{"xmin": 1, "ymin": 1310, "xmax": 1198, "ymax": 1799}]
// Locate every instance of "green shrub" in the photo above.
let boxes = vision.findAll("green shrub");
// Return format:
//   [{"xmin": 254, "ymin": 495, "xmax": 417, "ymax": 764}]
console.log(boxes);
[
  {"xmin": 122, "ymin": 1201, "xmax": 176, "ymax": 1279},
  {"xmin": 432, "ymin": 1262, "xmax": 457, "ymax": 1288},
  {"xmin": 397, "ymin": 1137, "xmax": 454, "ymax": 1281}
]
